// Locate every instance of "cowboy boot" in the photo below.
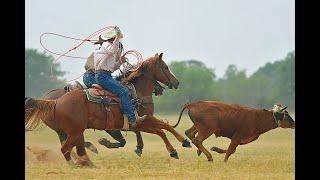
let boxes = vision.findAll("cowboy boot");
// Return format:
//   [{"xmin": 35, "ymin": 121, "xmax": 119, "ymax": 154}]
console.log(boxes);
[{"xmin": 129, "ymin": 113, "xmax": 147, "ymax": 130}]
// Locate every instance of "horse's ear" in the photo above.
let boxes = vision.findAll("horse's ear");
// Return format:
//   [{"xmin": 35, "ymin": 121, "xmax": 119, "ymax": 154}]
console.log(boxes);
[
  {"xmin": 159, "ymin": 53, "xmax": 163, "ymax": 60},
  {"xmin": 154, "ymin": 53, "xmax": 159, "ymax": 57}
]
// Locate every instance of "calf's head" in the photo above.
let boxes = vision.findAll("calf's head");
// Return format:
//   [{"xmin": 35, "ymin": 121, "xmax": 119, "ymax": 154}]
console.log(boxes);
[{"xmin": 273, "ymin": 106, "xmax": 295, "ymax": 129}]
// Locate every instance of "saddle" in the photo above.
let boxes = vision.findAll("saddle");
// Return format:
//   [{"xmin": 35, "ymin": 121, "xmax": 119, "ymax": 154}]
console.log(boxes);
[
  {"xmin": 84, "ymin": 83, "xmax": 137, "ymax": 108},
  {"xmin": 64, "ymin": 81, "xmax": 84, "ymax": 92},
  {"xmin": 84, "ymin": 83, "xmax": 137, "ymax": 130}
]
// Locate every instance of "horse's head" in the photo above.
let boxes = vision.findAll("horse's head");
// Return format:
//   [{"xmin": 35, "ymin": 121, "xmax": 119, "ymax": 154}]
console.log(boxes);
[{"xmin": 143, "ymin": 53, "xmax": 179, "ymax": 89}]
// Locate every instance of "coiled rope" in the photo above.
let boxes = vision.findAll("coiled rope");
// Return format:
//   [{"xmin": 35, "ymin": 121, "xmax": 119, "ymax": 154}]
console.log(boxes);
[{"xmin": 39, "ymin": 25, "xmax": 144, "ymax": 82}]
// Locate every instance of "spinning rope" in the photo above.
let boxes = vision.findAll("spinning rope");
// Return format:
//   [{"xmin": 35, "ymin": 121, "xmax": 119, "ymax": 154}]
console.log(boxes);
[{"xmin": 40, "ymin": 25, "xmax": 143, "ymax": 82}]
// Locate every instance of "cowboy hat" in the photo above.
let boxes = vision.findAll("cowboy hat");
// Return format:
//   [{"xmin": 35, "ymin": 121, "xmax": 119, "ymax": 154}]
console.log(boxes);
[
  {"xmin": 101, "ymin": 27, "xmax": 123, "ymax": 40},
  {"xmin": 94, "ymin": 28, "xmax": 123, "ymax": 45}
]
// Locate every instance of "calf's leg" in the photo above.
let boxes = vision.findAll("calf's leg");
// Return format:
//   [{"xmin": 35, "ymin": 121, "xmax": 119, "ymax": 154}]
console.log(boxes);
[
  {"xmin": 224, "ymin": 138, "xmax": 240, "ymax": 162},
  {"xmin": 191, "ymin": 126, "xmax": 214, "ymax": 161},
  {"xmin": 185, "ymin": 125, "xmax": 197, "ymax": 140}
]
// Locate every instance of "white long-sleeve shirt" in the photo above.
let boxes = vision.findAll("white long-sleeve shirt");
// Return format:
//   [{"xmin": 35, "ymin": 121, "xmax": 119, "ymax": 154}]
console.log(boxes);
[{"xmin": 93, "ymin": 37, "xmax": 122, "ymax": 72}]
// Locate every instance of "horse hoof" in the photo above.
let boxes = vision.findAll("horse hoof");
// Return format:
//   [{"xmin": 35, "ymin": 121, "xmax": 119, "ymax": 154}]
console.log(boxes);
[
  {"xmin": 208, "ymin": 159, "xmax": 213, "ymax": 162},
  {"xmin": 182, "ymin": 139, "xmax": 191, "ymax": 148},
  {"xmin": 98, "ymin": 138, "xmax": 119, "ymax": 149},
  {"xmin": 197, "ymin": 149, "xmax": 202, "ymax": 156},
  {"xmin": 84, "ymin": 141, "xmax": 99, "ymax": 154},
  {"xmin": 134, "ymin": 148, "xmax": 143, "ymax": 157},
  {"xmin": 170, "ymin": 150, "xmax": 179, "ymax": 159}
]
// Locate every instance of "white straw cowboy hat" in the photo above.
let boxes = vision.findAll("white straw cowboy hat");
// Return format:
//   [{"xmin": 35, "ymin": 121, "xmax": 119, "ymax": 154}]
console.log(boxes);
[{"xmin": 100, "ymin": 28, "xmax": 123, "ymax": 41}]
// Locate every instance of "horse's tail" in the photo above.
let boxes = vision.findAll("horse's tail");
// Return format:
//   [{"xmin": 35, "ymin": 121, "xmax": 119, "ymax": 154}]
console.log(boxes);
[
  {"xmin": 25, "ymin": 97, "xmax": 56, "ymax": 131},
  {"xmin": 172, "ymin": 103, "xmax": 192, "ymax": 128}
]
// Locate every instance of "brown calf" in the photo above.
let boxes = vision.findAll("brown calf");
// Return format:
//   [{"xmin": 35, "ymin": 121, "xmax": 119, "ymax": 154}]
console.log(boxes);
[{"xmin": 173, "ymin": 101, "xmax": 295, "ymax": 162}]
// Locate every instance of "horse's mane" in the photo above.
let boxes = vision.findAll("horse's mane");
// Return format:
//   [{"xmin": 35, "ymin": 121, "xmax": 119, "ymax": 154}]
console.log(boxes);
[{"xmin": 125, "ymin": 56, "xmax": 154, "ymax": 82}]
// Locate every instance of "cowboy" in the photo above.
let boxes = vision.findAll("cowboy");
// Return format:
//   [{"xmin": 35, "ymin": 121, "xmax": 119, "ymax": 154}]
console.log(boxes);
[
  {"xmin": 83, "ymin": 46, "xmax": 134, "ymax": 87},
  {"xmin": 93, "ymin": 26, "xmax": 142, "ymax": 128}
]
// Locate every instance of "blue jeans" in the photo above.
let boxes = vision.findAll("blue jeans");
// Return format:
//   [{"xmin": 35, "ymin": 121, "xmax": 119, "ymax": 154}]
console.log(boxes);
[
  {"xmin": 83, "ymin": 71, "xmax": 95, "ymax": 88},
  {"xmin": 95, "ymin": 71, "xmax": 136, "ymax": 122}
]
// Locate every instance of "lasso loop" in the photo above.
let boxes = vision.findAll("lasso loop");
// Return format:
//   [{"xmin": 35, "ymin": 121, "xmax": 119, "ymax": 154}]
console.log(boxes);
[
  {"xmin": 41, "ymin": 26, "xmax": 115, "ymax": 82},
  {"xmin": 121, "ymin": 50, "xmax": 144, "ymax": 72},
  {"xmin": 40, "ymin": 25, "xmax": 144, "ymax": 83},
  {"xmin": 39, "ymin": 32, "xmax": 96, "ymax": 59}
]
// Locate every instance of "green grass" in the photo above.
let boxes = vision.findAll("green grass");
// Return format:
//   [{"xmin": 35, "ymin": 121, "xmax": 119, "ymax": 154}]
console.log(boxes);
[{"xmin": 25, "ymin": 114, "xmax": 295, "ymax": 180}]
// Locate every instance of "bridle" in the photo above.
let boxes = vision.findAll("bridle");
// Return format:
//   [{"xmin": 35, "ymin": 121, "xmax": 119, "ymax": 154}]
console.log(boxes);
[
  {"xmin": 159, "ymin": 62, "xmax": 173, "ymax": 88},
  {"xmin": 130, "ymin": 60, "xmax": 171, "ymax": 110}
]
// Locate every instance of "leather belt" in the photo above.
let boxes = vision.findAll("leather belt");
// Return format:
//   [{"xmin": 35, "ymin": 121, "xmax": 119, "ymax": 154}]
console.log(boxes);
[{"xmin": 95, "ymin": 69, "xmax": 112, "ymax": 73}]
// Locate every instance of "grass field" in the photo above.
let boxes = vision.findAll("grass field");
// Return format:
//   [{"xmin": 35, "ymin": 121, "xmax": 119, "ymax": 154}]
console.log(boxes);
[{"xmin": 25, "ymin": 114, "xmax": 295, "ymax": 180}]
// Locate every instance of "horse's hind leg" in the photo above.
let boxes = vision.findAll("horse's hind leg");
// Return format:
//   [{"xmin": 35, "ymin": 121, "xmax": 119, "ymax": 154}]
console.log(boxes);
[
  {"xmin": 57, "ymin": 131, "xmax": 77, "ymax": 160},
  {"xmin": 57, "ymin": 131, "xmax": 67, "ymax": 144},
  {"xmin": 210, "ymin": 146, "xmax": 227, "ymax": 154},
  {"xmin": 98, "ymin": 130, "xmax": 126, "ymax": 149},
  {"xmin": 75, "ymin": 134, "xmax": 93, "ymax": 167},
  {"xmin": 61, "ymin": 133, "xmax": 80, "ymax": 164}
]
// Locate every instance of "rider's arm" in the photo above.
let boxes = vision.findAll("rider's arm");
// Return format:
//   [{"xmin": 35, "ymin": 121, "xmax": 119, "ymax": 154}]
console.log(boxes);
[{"xmin": 111, "ymin": 63, "xmax": 132, "ymax": 79}]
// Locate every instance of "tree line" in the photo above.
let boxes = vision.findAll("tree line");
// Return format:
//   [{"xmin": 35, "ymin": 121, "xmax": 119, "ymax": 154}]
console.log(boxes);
[
  {"xmin": 25, "ymin": 48, "xmax": 295, "ymax": 112},
  {"xmin": 153, "ymin": 51, "xmax": 295, "ymax": 113}
]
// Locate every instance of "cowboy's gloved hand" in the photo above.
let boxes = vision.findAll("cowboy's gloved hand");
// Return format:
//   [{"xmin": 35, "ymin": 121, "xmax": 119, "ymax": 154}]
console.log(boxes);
[{"xmin": 114, "ymin": 26, "xmax": 121, "ymax": 35}]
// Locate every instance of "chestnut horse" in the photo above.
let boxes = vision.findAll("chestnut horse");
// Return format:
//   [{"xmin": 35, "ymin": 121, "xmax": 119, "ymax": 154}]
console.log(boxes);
[
  {"xmin": 25, "ymin": 53, "xmax": 189, "ymax": 166},
  {"xmin": 41, "ymin": 78, "xmax": 167, "ymax": 156}
]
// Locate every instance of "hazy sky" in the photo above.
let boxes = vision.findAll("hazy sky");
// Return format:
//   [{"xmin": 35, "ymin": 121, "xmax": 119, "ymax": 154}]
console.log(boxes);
[{"xmin": 25, "ymin": 0, "xmax": 294, "ymax": 82}]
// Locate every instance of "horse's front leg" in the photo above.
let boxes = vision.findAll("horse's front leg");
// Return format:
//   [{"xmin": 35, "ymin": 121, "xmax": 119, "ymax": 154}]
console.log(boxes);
[
  {"xmin": 139, "ymin": 128, "xmax": 179, "ymax": 159},
  {"xmin": 159, "ymin": 122, "xmax": 191, "ymax": 148},
  {"xmin": 134, "ymin": 131, "xmax": 144, "ymax": 157}
]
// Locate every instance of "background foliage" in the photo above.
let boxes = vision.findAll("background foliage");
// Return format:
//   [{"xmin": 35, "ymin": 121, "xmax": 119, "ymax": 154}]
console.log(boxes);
[
  {"xmin": 25, "ymin": 49, "xmax": 66, "ymax": 97},
  {"xmin": 154, "ymin": 51, "xmax": 295, "ymax": 112},
  {"xmin": 25, "ymin": 48, "xmax": 294, "ymax": 112}
]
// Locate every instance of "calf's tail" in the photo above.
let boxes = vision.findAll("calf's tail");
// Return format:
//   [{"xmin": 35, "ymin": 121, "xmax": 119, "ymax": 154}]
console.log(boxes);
[{"xmin": 172, "ymin": 103, "xmax": 192, "ymax": 128}]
